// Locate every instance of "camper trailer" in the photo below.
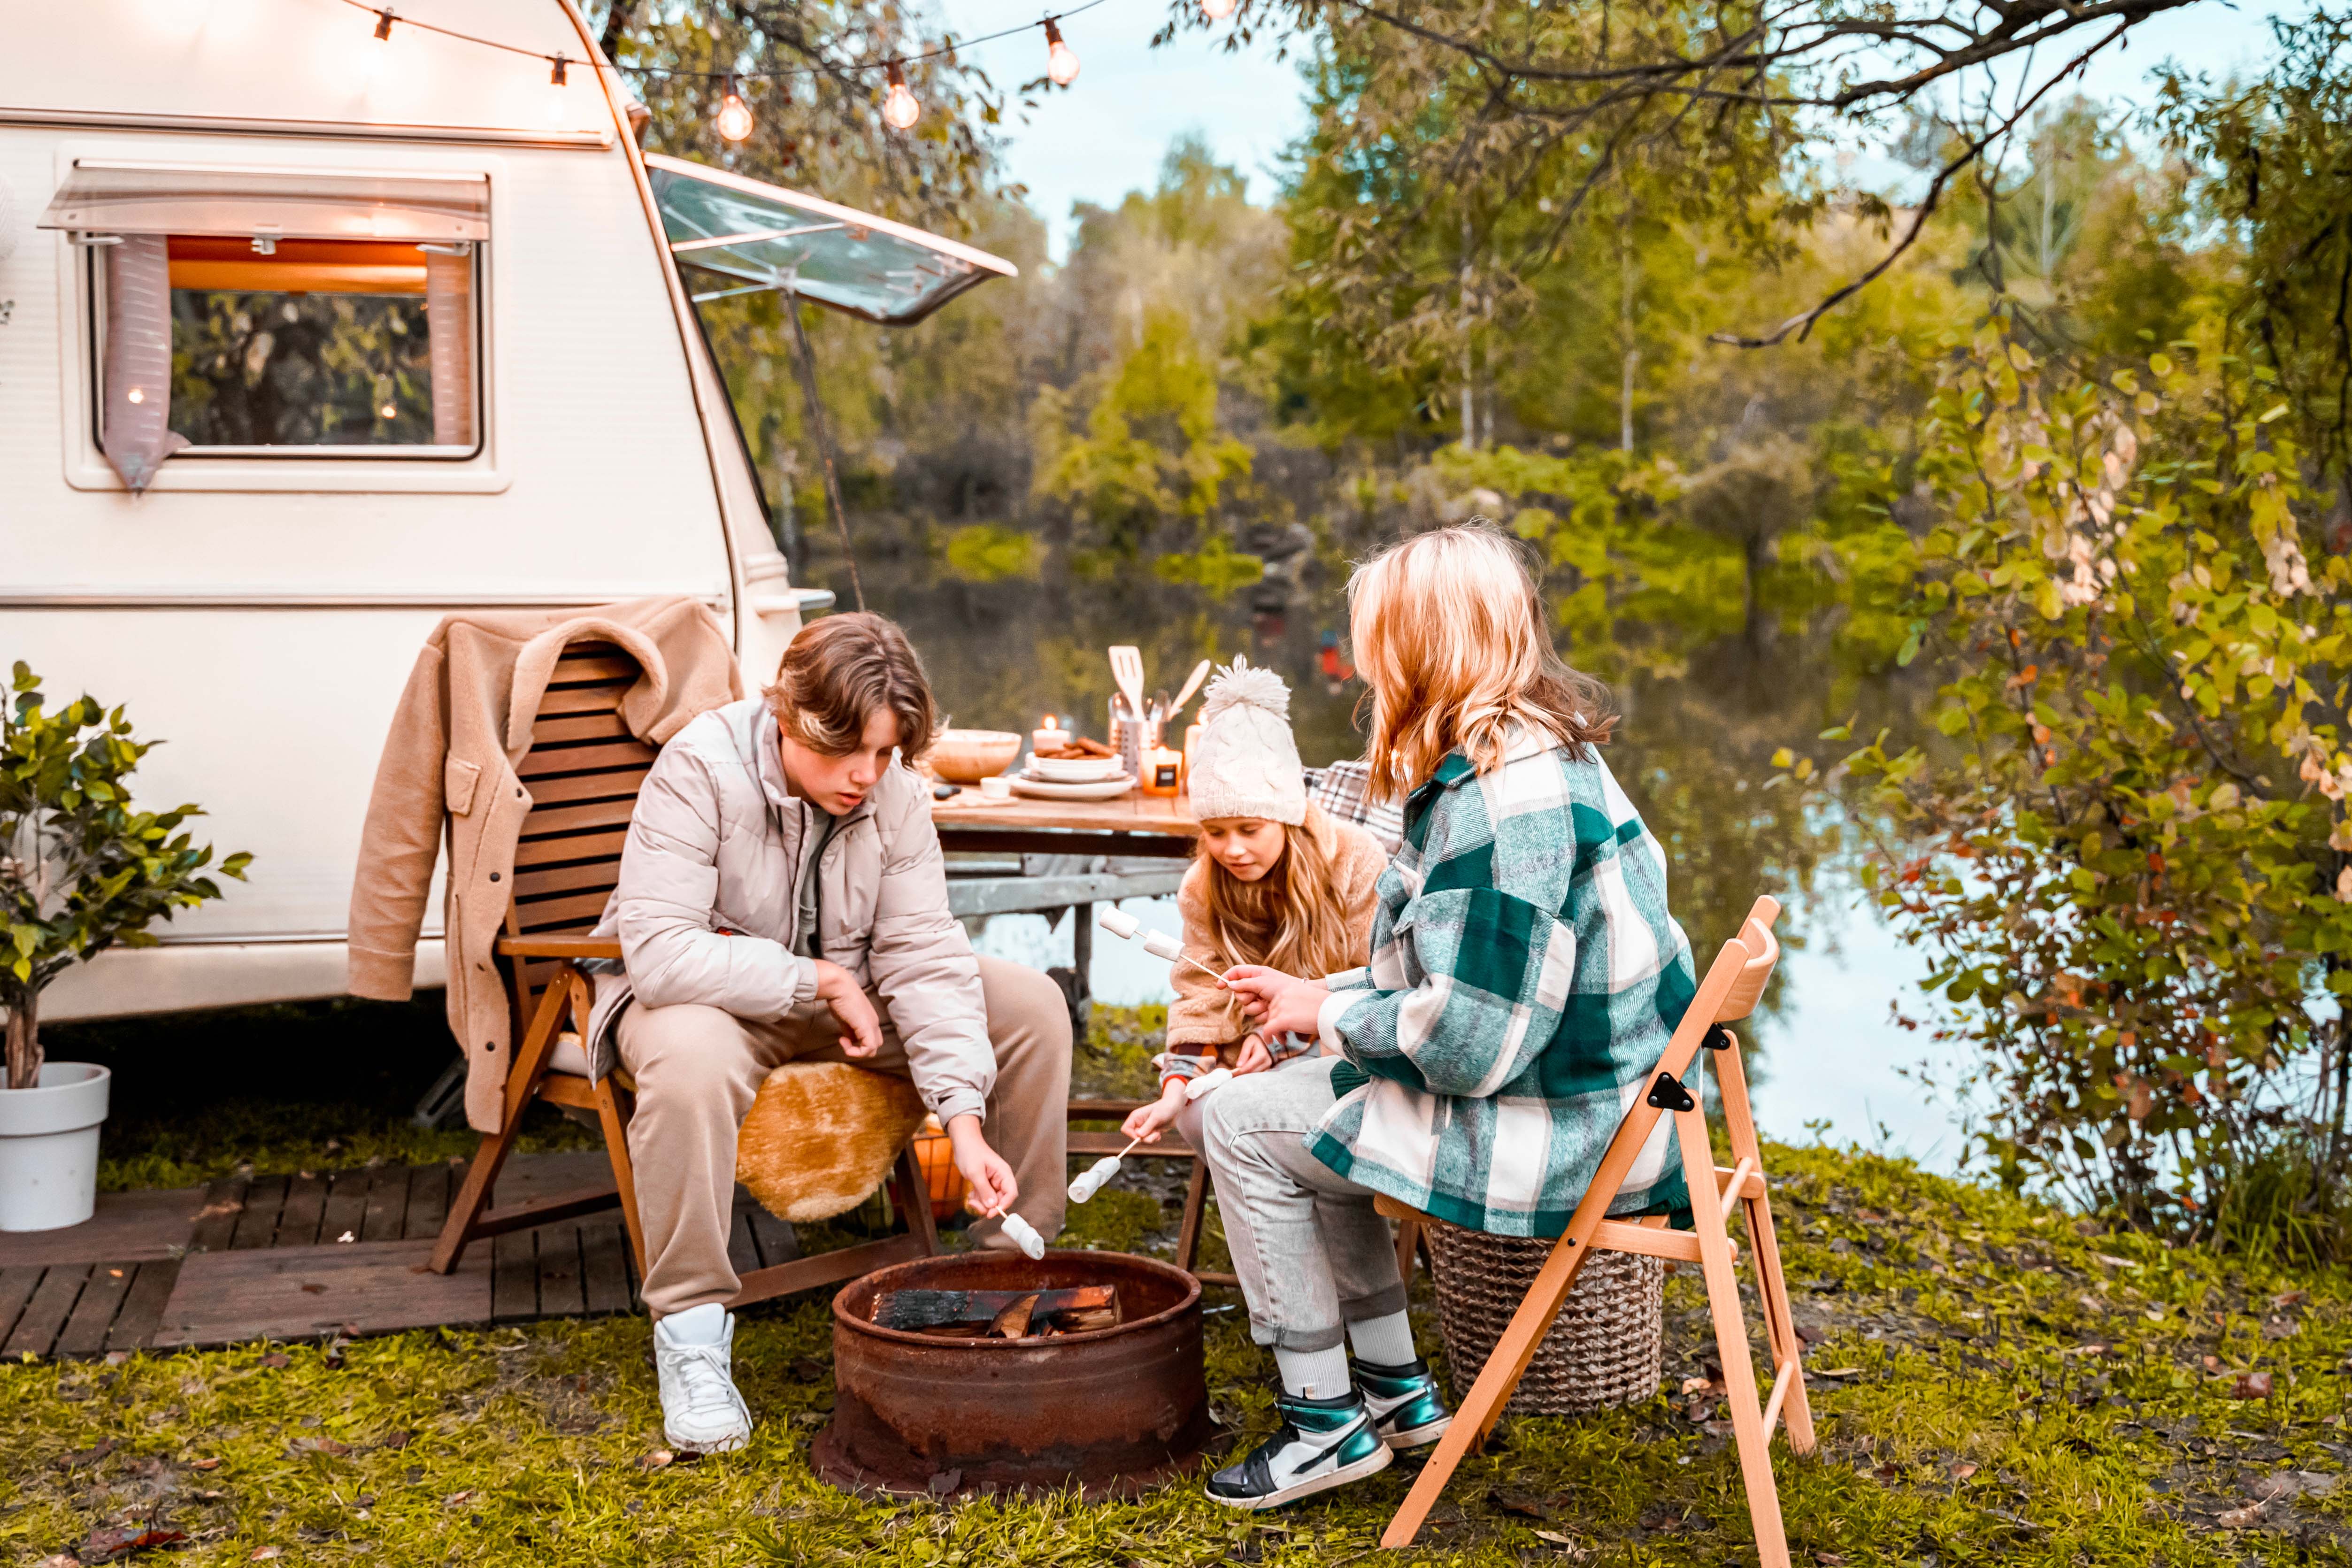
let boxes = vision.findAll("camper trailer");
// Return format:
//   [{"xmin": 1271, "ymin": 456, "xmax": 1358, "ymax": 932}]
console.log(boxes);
[{"xmin": 0, "ymin": 0, "xmax": 1014, "ymax": 1021}]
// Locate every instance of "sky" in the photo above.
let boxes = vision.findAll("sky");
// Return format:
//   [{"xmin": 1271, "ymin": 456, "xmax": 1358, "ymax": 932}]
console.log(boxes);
[{"xmin": 930, "ymin": 0, "xmax": 2314, "ymax": 262}]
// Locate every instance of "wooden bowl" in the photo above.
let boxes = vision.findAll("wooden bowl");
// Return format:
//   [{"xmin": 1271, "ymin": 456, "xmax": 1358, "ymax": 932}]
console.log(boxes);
[{"xmin": 926, "ymin": 729, "xmax": 1022, "ymax": 783}]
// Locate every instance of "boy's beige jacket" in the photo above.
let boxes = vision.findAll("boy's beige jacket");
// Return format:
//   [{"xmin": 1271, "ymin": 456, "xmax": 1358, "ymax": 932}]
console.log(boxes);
[
  {"xmin": 346, "ymin": 596, "xmax": 741, "ymax": 1133},
  {"xmin": 1168, "ymin": 802, "xmax": 1389, "ymax": 1050}
]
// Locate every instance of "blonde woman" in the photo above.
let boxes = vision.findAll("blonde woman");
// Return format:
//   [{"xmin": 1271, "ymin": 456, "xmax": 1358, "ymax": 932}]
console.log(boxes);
[
  {"xmin": 1205, "ymin": 523, "xmax": 1697, "ymax": 1510},
  {"xmin": 1119, "ymin": 659, "xmax": 1386, "ymax": 1154}
]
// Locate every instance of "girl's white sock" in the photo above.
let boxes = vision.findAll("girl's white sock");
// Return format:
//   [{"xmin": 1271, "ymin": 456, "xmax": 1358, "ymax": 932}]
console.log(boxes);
[
  {"xmin": 1346, "ymin": 1310, "xmax": 1417, "ymax": 1367},
  {"xmin": 1273, "ymin": 1345, "xmax": 1353, "ymax": 1400}
]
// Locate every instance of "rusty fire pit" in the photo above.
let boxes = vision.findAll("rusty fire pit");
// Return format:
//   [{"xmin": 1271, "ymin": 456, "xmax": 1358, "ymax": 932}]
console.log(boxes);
[{"xmin": 811, "ymin": 1249, "xmax": 1214, "ymax": 1500}]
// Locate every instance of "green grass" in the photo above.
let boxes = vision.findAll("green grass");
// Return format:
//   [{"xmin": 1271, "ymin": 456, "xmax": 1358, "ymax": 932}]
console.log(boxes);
[{"xmin": 10, "ymin": 1008, "xmax": 2352, "ymax": 1565}]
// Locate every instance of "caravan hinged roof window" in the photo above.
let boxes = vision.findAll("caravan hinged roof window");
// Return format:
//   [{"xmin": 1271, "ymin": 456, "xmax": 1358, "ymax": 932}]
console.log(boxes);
[
  {"xmin": 39, "ymin": 160, "xmax": 488, "ymax": 245},
  {"xmin": 644, "ymin": 154, "xmax": 1014, "ymax": 325},
  {"xmin": 43, "ymin": 161, "xmax": 486, "ymax": 484}
]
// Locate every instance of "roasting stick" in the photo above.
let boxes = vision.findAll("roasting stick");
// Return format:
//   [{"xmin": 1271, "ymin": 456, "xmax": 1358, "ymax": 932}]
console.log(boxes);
[{"xmin": 1095, "ymin": 907, "xmax": 1227, "ymax": 984}]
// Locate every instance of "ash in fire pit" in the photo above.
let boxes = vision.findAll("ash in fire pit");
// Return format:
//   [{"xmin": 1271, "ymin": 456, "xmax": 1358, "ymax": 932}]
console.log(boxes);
[{"xmin": 814, "ymin": 1250, "xmax": 1213, "ymax": 1500}]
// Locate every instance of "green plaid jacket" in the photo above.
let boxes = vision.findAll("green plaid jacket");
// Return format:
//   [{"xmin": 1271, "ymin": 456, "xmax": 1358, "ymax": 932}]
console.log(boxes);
[{"xmin": 1306, "ymin": 733, "xmax": 1698, "ymax": 1237}]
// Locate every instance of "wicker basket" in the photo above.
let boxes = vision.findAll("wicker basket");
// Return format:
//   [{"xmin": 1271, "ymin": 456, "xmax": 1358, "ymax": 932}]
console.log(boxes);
[{"xmin": 1420, "ymin": 1217, "xmax": 1665, "ymax": 1416}]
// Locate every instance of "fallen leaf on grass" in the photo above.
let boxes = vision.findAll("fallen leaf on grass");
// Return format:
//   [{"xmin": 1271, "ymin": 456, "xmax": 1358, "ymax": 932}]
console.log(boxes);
[
  {"xmin": 104, "ymin": 1350, "xmax": 131, "ymax": 1366},
  {"xmin": 1678, "ymin": 1375, "xmax": 1718, "ymax": 1396},
  {"xmin": 2063, "ymin": 1343, "xmax": 2108, "ymax": 1358},
  {"xmin": 2092, "ymin": 1253, "xmax": 2137, "ymax": 1269},
  {"xmin": 639, "ymin": 1450, "xmax": 673, "ymax": 1471},
  {"xmin": 186, "ymin": 1459, "xmax": 220, "ymax": 1472},
  {"xmin": 56, "ymin": 1437, "xmax": 118, "ymax": 1468},
  {"xmin": 1948, "ymin": 1462, "xmax": 1979, "ymax": 1481},
  {"xmin": 2217, "ymin": 1503, "xmax": 2266, "ymax": 1530},
  {"xmin": 441, "ymin": 1491, "xmax": 474, "ymax": 1508},
  {"xmin": 1809, "ymin": 1367, "xmax": 1862, "ymax": 1380},
  {"xmin": 1814, "ymin": 1555, "xmax": 1848, "ymax": 1566},
  {"xmin": 1488, "ymin": 1490, "xmax": 1553, "ymax": 1520},
  {"xmin": 2233, "ymin": 1372, "xmax": 2275, "ymax": 1399},
  {"xmin": 290, "ymin": 1437, "xmax": 352, "ymax": 1458},
  {"xmin": 258, "ymin": 1353, "xmax": 289, "ymax": 1370},
  {"xmin": 250, "ymin": 1550, "xmax": 282, "ymax": 1561},
  {"xmin": 1531, "ymin": 1530, "xmax": 1588, "ymax": 1557},
  {"xmin": 79, "ymin": 1526, "xmax": 188, "ymax": 1559}
]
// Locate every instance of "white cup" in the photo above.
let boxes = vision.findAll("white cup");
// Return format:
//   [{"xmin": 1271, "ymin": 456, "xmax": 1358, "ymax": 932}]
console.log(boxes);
[{"xmin": 980, "ymin": 775, "xmax": 1013, "ymax": 800}]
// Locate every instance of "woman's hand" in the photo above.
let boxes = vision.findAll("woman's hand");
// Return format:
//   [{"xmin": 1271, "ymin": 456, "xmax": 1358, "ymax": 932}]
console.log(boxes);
[
  {"xmin": 1222, "ymin": 965, "xmax": 1330, "ymax": 1040},
  {"xmin": 1232, "ymin": 1032, "xmax": 1275, "ymax": 1076},
  {"xmin": 811, "ymin": 960, "xmax": 882, "ymax": 1058},
  {"xmin": 1121, "ymin": 1086, "xmax": 1187, "ymax": 1144},
  {"xmin": 947, "ymin": 1113, "xmax": 1019, "ymax": 1216}
]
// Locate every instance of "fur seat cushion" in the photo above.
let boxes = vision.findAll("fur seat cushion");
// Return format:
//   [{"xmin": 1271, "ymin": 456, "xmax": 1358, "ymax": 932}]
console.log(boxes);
[{"xmin": 734, "ymin": 1061, "xmax": 926, "ymax": 1223}]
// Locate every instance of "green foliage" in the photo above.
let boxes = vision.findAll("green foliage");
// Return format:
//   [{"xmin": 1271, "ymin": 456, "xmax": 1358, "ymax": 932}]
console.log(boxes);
[
  {"xmin": 938, "ymin": 523, "xmax": 1044, "ymax": 584},
  {"xmin": 1037, "ymin": 307, "xmax": 1254, "ymax": 553},
  {"xmin": 1, "ymin": 664, "xmax": 248, "ymax": 1088},
  {"xmin": 1785, "ymin": 324, "xmax": 2352, "ymax": 1236}
]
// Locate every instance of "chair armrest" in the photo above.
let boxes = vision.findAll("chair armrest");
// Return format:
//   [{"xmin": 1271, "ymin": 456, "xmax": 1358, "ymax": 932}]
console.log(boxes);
[
  {"xmin": 495, "ymin": 936, "xmax": 624, "ymax": 959},
  {"xmin": 1372, "ymin": 1193, "xmax": 1430, "ymax": 1224}
]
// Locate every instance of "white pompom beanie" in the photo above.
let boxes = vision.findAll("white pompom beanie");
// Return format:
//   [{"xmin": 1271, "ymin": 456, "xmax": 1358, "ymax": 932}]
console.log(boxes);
[{"xmin": 1188, "ymin": 657, "xmax": 1306, "ymax": 825}]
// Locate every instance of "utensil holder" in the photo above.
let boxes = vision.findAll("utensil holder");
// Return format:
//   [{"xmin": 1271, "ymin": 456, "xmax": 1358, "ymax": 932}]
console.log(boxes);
[{"xmin": 1108, "ymin": 694, "xmax": 1144, "ymax": 780}]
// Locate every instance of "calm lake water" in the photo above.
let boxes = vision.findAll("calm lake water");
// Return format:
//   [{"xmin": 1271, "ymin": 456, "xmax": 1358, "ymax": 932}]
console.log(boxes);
[{"xmin": 840, "ymin": 528, "xmax": 1973, "ymax": 1174}]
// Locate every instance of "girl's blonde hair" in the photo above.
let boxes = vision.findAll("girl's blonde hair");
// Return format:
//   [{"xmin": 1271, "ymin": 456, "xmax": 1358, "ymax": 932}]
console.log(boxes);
[
  {"xmin": 1198, "ymin": 801, "xmax": 1361, "ymax": 980},
  {"xmin": 1349, "ymin": 522, "xmax": 1610, "ymax": 801}
]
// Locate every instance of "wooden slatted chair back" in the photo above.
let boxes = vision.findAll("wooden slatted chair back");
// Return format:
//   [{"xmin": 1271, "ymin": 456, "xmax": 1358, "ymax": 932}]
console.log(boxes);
[{"xmin": 503, "ymin": 640, "xmax": 656, "ymax": 1038}]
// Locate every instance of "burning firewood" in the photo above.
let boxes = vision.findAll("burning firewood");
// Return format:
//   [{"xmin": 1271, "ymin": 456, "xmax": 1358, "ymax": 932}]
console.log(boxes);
[
  {"xmin": 992, "ymin": 1292, "xmax": 1041, "ymax": 1337},
  {"xmin": 875, "ymin": 1285, "xmax": 1115, "ymax": 1333}
]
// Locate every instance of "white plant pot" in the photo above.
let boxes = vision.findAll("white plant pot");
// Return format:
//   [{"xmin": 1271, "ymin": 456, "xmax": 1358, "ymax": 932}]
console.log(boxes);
[{"xmin": 0, "ymin": 1062, "xmax": 111, "ymax": 1232}]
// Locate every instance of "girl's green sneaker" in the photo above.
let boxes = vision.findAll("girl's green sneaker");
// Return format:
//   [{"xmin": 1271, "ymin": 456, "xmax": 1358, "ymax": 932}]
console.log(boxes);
[
  {"xmin": 1204, "ymin": 1387, "xmax": 1393, "ymax": 1509},
  {"xmin": 1355, "ymin": 1357, "xmax": 1453, "ymax": 1450}
]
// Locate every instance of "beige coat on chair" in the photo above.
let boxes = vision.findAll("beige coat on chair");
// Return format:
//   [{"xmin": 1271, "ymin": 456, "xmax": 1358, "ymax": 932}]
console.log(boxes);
[{"xmin": 346, "ymin": 596, "xmax": 742, "ymax": 1133}]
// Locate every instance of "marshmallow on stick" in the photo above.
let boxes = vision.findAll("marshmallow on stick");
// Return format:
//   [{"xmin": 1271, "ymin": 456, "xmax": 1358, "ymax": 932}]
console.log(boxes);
[{"xmin": 1097, "ymin": 908, "xmax": 1225, "ymax": 984}]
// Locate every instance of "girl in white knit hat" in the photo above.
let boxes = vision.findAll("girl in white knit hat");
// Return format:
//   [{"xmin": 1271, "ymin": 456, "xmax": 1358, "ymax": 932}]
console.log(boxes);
[{"xmin": 1118, "ymin": 657, "xmax": 1388, "ymax": 1157}]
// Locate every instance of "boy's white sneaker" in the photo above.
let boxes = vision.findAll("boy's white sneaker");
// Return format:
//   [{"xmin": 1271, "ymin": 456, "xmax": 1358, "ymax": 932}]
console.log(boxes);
[{"xmin": 654, "ymin": 1303, "xmax": 752, "ymax": 1453}]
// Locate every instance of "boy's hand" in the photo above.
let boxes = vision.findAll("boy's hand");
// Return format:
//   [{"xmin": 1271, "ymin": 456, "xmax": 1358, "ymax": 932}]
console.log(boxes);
[
  {"xmin": 812, "ymin": 960, "xmax": 882, "ymax": 1058},
  {"xmin": 1121, "ymin": 1091, "xmax": 1185, "ymax": 1144},
  {"xmin": 1232, "ymin": 1033, "xmax": 1274, "ymax": 1075},
  {"xmin": 947, "ymin": 1113, "xmax": 1018, "ymax": 1214},
  {"xmin": 1222, "ymin": 965, "xmax": 1329, "ymax": 1039}
]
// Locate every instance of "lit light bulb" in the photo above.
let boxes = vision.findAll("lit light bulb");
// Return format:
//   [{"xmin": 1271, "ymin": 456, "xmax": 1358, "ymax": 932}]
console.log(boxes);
[
  {"xmin": 1201, "ymin": 0, "xmax": 1236, "ymax": 17},
  {"xmin": 372, "ymin": 7, "xmax": 394, "ymax": 40},
  {"xmin": 715, "ymin": 77, "xmax": 755, "ymax": 142},
  {"xmin": 126, "ymin": 387, "xmax": 146, "ymax": 405},
  {"xmin": 379, "ymin": 401, "xmax": 398, "ymax": 420},
  {"xmin": 883, "ymin": 61, "xmax": 921, "ymax": 130},
  {"xmin": 1044, "ymin": 19, "xmax": 1079, "ymax": 86}
]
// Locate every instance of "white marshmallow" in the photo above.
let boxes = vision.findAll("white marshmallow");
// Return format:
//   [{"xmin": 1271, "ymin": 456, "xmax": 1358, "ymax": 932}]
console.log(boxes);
[
  {"xmin": 1066, "ymin": 1155, "xmax": 1122, "ymax": 1204},
  {"xmin": 1185, "ymin": 1068, "xmax": 1232, "ymax": 1100},
  {"xmin": 1141, "ymin": 930, "xmax": 1182, "ymax": 961},
  {"xmin": 1097, "ymin": 908, "xmax": 1141, "ymax": 939},
  {"xmin": 1000, "ymin": 1212, "xmax": 1045, "ymax": 1260}
]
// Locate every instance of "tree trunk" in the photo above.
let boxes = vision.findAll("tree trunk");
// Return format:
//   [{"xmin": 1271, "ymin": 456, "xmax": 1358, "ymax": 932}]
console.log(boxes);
[{"xmin": 4, "ymin": 989, "xmax": 37, "ymax": 1092}]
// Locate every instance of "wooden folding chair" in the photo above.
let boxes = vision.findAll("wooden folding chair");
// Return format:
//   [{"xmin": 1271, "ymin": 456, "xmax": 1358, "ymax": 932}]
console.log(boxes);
[
  {"xmin": 1378, "ymin": 895, "xmax": 1813, "ymax": 1566},
  {"xmin": 428, "ymin": 639, "xmax": 939, "ymax": 1306}
]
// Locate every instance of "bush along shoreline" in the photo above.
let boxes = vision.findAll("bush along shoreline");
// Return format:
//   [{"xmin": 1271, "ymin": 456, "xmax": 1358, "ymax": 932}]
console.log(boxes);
[{"xmin": 8, "ymin": 1094, "xmax": 2352, "ymax": 1561}]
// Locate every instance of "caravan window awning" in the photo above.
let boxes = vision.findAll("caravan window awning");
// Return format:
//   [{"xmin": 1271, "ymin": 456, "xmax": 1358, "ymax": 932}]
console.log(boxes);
[
  {"xmin": 38, "ymin": 160, "xmax": 488, "ymax": 243},
  {"xmin": 644, "ymin": 153, "xmax": 1015, "ymax": 326}
]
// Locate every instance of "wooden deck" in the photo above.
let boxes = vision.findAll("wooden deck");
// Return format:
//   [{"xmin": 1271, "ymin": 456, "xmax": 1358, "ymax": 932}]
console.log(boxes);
[{"xmin": 0, "ymin": 1153, "xmax": 801, "ymax": 1360}]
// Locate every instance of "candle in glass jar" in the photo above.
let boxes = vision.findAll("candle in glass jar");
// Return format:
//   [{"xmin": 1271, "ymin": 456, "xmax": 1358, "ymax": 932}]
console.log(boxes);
[{"xmin": 1141, "ymin": 742, "xmax": 1184, "ymax": 798}]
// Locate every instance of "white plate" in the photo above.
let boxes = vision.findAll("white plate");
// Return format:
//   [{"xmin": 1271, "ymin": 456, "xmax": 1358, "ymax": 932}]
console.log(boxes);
[
  {"xmin": 1029, "ymin": 758, "xmax": 1126, "ymax": 782},
  {"xmin": 1009, "ymin": 775, "xmax": 1136, "ymax": 801}
]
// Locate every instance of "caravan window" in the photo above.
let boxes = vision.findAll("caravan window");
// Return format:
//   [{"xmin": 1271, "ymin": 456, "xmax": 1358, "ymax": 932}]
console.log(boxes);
[
  {"xmin": 42, "ymin": 161, "xmax": 489, "ymax": 482},
  {"xmin": 145, "ymin": 237, "xmax": 476, "ymax": 450}
]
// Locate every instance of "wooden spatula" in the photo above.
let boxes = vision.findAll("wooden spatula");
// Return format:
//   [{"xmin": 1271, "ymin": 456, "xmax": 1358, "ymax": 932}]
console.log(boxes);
[{"xmin": 1169, "ymin": 658, "xmax": 1212, "ymax": 720}]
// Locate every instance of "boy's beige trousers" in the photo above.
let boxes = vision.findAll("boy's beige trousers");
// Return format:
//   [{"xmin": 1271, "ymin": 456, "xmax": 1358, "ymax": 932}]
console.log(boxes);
[{"xmin": 615, "ymin": 954, "xmax": 1072, "ymax": 1319}]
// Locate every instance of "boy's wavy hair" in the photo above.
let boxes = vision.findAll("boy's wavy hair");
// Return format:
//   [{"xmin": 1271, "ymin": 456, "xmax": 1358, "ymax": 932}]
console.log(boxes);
[
  {"xmin": 1348, "ymin": 520, "xmax": 1613, "ymax": 802},
  {"xmin": 764, "ymin": 612, "xmax": 939, "ymax": 761}
]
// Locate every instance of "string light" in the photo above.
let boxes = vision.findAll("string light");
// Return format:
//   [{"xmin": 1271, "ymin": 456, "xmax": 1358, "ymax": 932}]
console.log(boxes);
[
  {"xmin": 1044, "ymin": 18, "xmax": 1080, "ymax": 86},
  {"xmin": 325, "ymin": 0, "xmax": 1115, "ymax": 142},
  {"xmin": 883, "ymin": 61, "xmax": 922, "ymax": 130},
  {"xmin": 1201, "ymin": 0, "xmax": 1236, "ymax": 18},
  {"xmin": 715, "ymin": 75, "xmax": 756, "ymax": 142}
]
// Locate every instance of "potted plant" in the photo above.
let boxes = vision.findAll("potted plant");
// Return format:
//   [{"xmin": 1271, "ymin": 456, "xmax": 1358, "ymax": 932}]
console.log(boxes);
[{"xmin": 2, "ymin": 662, "xmax": 248, "ymax": 1231}]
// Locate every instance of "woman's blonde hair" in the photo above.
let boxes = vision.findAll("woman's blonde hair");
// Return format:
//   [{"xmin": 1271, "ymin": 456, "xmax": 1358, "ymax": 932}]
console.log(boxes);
[
  {"xmin": 1349, "ymin": 522, "xmax": 1610, "ymax": 801},
  {"xmin": 1198, "ymin": 801, "xmax": 1362, "ymax": 981}
]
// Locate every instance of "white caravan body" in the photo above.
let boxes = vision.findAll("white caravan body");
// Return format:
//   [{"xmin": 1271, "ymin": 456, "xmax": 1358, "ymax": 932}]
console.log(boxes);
[{"xmin": 0, "ymin": 1, "xmax": 1003, "ymax": 1020}]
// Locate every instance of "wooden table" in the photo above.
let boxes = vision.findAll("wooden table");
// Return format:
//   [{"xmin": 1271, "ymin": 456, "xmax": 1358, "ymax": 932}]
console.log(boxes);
[{"xmin": 928, "ymin": 787, "xmax": 1200, "ymax": 858}]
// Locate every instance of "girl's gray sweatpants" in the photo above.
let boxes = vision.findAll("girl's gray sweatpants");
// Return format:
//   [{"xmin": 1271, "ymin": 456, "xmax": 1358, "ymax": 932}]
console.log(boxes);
[{"xmin": 1197, "ymin": 1054, "xmax": 1408, "ymax": 1353}]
